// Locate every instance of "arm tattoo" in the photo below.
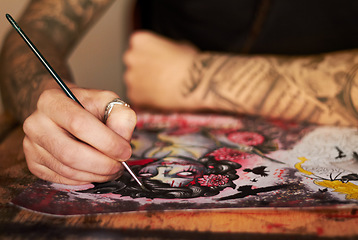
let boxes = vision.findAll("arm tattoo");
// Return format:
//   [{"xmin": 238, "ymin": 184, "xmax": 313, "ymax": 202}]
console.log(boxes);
[
  {"xmin": 20, "ymin": 0, "xmax": 115, "ymax": 53},
  {"xmin": 0, "ymin": 0, "xmax": 114, "ymax": 122},
  {"xmin": 184, "ymin": 51, "xmax": 358, "ymax": 126}
]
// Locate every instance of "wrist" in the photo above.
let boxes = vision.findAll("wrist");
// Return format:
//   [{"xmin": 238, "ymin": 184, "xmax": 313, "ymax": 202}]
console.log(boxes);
[{"xmin": 181, "ymin": 52, "xmax": 226, "ymax": 111}]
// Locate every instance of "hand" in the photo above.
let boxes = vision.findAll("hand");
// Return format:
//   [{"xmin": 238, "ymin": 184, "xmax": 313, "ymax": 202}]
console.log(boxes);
[
  {"xmin": 124, "ymin": 31, "xmax": 198, "ymax": 110},
  {"xmin": 22, "ymin": 86, "xmax": 137, "ymax": 185}
]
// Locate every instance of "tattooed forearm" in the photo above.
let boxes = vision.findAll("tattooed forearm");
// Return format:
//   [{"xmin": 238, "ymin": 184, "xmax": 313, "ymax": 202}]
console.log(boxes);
[
  {"xmin": 19, "ymin": 0, "xmax": 115, "ymax": 54},
  {"xmin": 0, "ymin": 0, "xmax": 114, "ymax": 122},
  {"xmin": 185, "ymin": 51, "xmax": 358, "ymax": 126}
]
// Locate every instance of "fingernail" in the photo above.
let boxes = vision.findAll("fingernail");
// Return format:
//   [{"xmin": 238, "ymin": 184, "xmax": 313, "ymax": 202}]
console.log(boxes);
[{"xmin": 120, "ymin": 147, "xmax": 132, "ymax": 160}]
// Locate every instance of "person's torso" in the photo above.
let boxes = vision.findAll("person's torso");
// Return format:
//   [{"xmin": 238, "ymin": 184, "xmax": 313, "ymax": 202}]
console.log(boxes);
[{"xmin": 137, "ymin": 0, "xmax": 358, "ymax": 55}]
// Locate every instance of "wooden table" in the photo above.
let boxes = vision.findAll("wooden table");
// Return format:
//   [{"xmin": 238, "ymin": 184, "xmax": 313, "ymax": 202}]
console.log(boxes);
[{"xmin": 1, "ymin": 113, "xmax": 358, "ymax": 239}]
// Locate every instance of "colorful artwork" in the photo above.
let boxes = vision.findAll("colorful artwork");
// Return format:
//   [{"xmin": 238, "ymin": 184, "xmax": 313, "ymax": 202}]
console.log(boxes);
[{"xmin": 12, "ymin": 113, "xmax": 358, "ymax": 215}]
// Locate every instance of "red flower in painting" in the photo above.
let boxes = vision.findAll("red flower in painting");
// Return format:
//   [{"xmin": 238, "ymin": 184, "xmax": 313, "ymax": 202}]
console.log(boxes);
[
  {"xmin": 227, "ymin": 131, "xmax": 265, "ymax": 146},
  {"xmin": 198, "ymin": 174, "xmax": 229, "ymax": 187},
  {"xmin": 208, "ymin": 147, "xmax": 250, "ymax": 162}
]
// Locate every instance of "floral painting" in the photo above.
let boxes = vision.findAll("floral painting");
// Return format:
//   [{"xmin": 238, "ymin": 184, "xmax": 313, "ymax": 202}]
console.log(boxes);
[{"xmin": 12, "ymin": 113, "xmax": 358, "ymax": 215}]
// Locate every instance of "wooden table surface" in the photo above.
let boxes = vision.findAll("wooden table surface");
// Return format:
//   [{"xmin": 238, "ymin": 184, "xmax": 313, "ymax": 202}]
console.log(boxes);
[{"xmin": 1, "ymin": 113, "xmax": 358, "ymax": 240}]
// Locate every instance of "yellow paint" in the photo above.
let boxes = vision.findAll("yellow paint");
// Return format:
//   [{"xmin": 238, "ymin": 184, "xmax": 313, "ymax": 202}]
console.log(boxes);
[
  {"xmin": 294, "ymin": 157, "xmax": 358, "ymax": 200},
  {"xmin": 314, "ymin": 180, "xmax": 358, "ymax": 200},
  {"xmin": 295, "ymin": 157, "xmax": 313, "ymax": 175}
]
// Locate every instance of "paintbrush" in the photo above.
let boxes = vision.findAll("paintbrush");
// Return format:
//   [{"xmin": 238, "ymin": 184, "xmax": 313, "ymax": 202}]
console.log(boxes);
[{"xmin": 6, "ymin": 13, "xmax": 149, "ymax": 191}]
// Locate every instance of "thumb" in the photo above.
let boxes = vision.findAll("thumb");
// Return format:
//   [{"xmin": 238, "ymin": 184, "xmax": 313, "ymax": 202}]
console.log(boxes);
[{"xmin": 105, "ymin": 101, "xmax": 137, "ymax": 142}]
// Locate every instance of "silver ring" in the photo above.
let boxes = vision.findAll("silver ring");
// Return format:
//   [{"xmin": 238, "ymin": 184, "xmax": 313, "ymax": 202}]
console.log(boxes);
[{"xmin": 104, "ymin": 98, "xmax": 130, "ymax": 122}]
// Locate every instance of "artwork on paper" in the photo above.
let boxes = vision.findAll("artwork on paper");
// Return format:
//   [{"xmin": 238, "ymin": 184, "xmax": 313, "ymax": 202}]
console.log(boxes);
[{"xmin": 12, "ymin": 113, "xmax": 358, "ymax": 215}]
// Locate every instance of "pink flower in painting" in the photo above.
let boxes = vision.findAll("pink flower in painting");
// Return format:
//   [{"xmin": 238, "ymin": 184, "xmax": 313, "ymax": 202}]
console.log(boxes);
[
  {"xmin": 198, "ymin": 174, "xmax": 229, "ymax": 187},
  {"xmin": 227, "ymin": 131, "xmax": 265, "ymax": 146},
  {"xmin": 208, "ymin": 147, "xmax": 250, "ymax": 162}
]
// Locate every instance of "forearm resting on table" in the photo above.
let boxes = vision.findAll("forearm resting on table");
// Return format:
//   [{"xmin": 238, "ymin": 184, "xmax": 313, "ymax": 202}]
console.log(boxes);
[{"xmin": 183, "ymin": 50, "xmax": 358, "ymax": 126}]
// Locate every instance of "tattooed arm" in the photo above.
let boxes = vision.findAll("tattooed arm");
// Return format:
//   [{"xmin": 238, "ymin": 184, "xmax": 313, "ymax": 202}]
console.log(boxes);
[
  {"xmin": 125, "ymin": 31, "xmax": 358, "ymax": 127},
  {"xmin": 184, "ymin": 51, "xmax": 358, "ymax": 126},
  {"xmin": 0, "ymin": 0, "xmax": 114, "ymax": 121},
  {"xmin": 0, "ymin": 0, "xmax": 137, "ymax": 185}
]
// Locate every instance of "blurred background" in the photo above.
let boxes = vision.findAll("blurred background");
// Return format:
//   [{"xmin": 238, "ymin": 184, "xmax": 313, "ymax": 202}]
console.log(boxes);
[{"xmin": 0, "ymin": 0, "xmax": 133, "ymax": 114}]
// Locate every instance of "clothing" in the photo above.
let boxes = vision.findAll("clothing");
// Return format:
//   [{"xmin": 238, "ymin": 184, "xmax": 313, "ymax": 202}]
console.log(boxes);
[{"xmin": 137, "ymin": 0, "xmax": 358, "ymax": 55}]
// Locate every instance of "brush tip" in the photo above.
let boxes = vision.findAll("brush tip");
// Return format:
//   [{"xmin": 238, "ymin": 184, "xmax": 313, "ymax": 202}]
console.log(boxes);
[{"xmin": 141, "ymin": 185, "xmax": 151, "ymax": 192}]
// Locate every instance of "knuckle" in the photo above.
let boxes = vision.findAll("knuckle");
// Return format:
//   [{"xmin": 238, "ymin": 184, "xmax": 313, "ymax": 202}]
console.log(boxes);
[
  {"xmin": 24, "ymin": 156, "xmax": 42, "ymax": 178},
  {"xmin": 59, "ymin": 148, "xmax": 77, "ymax": 167},
  {"xmin": 53, "ymin": 175, "xmax": 67, "ymax": 185},
  {"xmin": 37, "ymin": 89, "xmax": 55, "ymax": 110},
  {"xmin": 22, "ymin": 117, "xmax": 33, "ymax": 136},
  {"xmin": 123, "ymin": 70, "xmax": 134, "ymax": 86},
  {"xmin": 99, "ymin": 90, "xmax": 118, "ymax": 101},
  {"xmin": 22, "ymin": 136, "xmax": 32, "ymax": 154},
  {"xmin": 122, "ymin": 51, "xmax": 132, "ymax": 65},
  {"xmin": 123, "ymin": 70, "xmax": 129, "ymax": 82},
  {"xmin": 66, "ymin": 114, "xmax": 86, "ymax": 135},
  {"xmin": 23, "ymin": 112, "xmax": 42, "ymax": 136},
  {"xmin": 37, "ymin": 134, "xmax": 50, "ymax": 151},
  {"xmin": 129, "ymin": 31, "xmax": 149, "ymax": 46},
  {"xmin": 26, "ymin": 163, "xmax": 39, "ymax": 177},
  {"xmin": 123, "ymin": 50, "xmax": 139, "ymax": 68},
  {"xmin": 60, "ymin": 168, "xmax": 78, "ymax": 180}
]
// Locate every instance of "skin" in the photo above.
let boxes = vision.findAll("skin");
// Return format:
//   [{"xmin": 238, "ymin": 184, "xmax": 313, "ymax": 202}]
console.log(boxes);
[
  {"xmin": 125, "ymin": 32, "xmax": 358, "ymax": 126},
  {"xmin": 0, "ymin": 0, "xmax": 136, "ymax": 185},
  {"xmin": 1, "ymin": 0, "xmax": 358, "ymax": 184}
]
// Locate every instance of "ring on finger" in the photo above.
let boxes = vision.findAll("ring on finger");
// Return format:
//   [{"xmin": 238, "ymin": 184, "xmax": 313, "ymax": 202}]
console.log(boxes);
[{"xmin": 104, "ymin": 98, "xmax": 130, "ymax": 123}]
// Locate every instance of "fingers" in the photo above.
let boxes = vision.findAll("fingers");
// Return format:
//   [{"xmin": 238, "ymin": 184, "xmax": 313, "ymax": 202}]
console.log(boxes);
[
  {"xmin": 23, "ymin": 110, "xmax": 123, "ymax": 175},
  {"xmin": 37, "ymin": 89, "xmax": 133, "ymax": 161},
  {"xmin": 73, "ymin": 88, "xmax": 137, "ymax": 142},
  {"xmin": 123, "ymin": 31, "xmax": 198, "ymax": 110},
  {"xmin": 24, "ymin": 136, "xmax": 122, "ymax": 185},
  {"xmin": 23, "ymin": 88, "xmax": 137, "ymax": 184},
  {"xmin": 76, "ymin": 89, "xmax": 137, "ymax": 145},
  {"xmin": 105, "ymin": 102, "xmax": 137, "ymax": 142}
]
